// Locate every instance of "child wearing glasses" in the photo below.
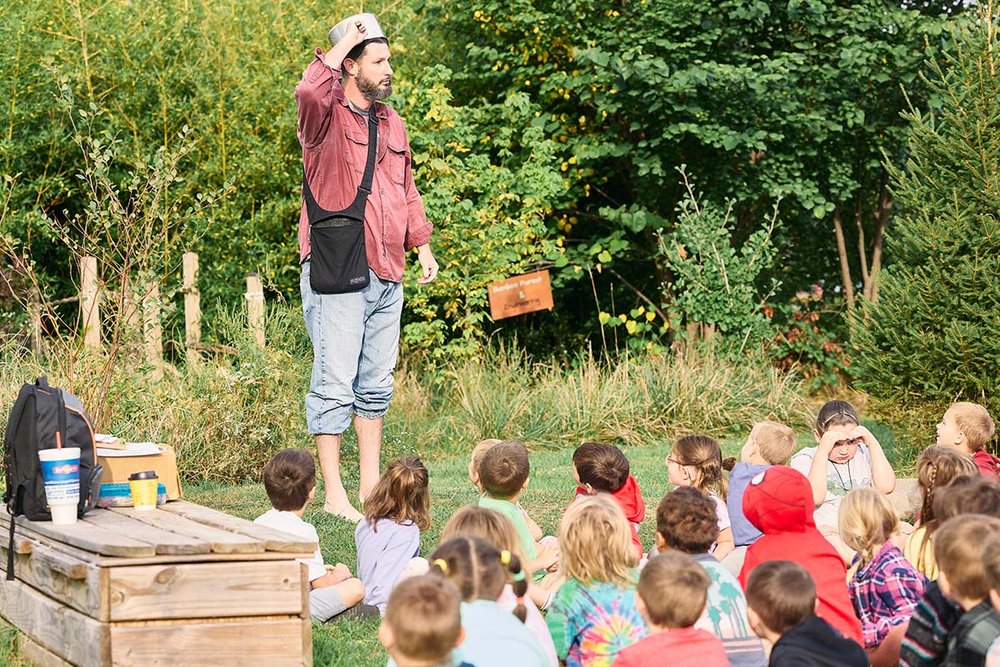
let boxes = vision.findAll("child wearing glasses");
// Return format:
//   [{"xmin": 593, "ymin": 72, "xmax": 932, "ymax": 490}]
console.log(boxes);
[{"xmin": 790, "ymin": 400, "xmax": 896, "ymax": 560}]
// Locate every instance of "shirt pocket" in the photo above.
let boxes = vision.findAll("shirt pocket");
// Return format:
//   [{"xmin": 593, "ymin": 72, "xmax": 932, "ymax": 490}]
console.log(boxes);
[
  {"xmin": 383, "ymin": 140, "xmax": 408, "ymax": 187},
  {"xmin": 343, "ymin": 124, "xmax": 370, "ymax": 178}
]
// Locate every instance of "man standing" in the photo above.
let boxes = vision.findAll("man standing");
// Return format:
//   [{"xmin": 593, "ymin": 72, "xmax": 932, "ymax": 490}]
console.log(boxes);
[{"xmin": 296, "ymin": 14, "xmax": 437, "ymax": 521}]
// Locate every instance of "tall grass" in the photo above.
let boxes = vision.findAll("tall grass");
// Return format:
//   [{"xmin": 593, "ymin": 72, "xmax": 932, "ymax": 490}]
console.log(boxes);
[{"xmin": 1, "ymin": 305, "xmax": 818, "ymax": 481}]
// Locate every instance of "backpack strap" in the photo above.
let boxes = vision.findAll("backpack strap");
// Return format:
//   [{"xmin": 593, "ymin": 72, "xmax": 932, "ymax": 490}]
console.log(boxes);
[{"xmin": 5, "ymin": 487, "xmax": 20, "ymax": 581}]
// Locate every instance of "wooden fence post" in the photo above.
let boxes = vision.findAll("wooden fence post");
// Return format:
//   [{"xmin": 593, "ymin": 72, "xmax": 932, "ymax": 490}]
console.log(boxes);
[
  {"xmin": 183, "ymin": 252, "xmax": 201, "ymax": 358},
  {"xmin": 245, "ymin": 273, "xmax": 265, "ymax": 349},
  {"xmin": 142, "ymin": 283, "xmax": 164, "ymax": 381},
  {"xmin": 79, "ymin": 256, "xmax": 101, "ymax": 350}
]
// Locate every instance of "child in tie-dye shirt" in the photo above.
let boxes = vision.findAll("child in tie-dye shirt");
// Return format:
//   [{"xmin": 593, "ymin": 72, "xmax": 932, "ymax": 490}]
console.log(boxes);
[{"xmin": 546, "ymin": 494, "xmax": 647, "ymax": 667}]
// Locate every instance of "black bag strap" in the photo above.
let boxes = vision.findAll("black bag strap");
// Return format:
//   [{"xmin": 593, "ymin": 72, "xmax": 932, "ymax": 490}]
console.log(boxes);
[
  {"xmin": 304, "ymin": 104, "xmax": 380, "ymax": 225},
  {"xmin": 6, "ymin": 487, "xmax": 20, "ymax": 581}
]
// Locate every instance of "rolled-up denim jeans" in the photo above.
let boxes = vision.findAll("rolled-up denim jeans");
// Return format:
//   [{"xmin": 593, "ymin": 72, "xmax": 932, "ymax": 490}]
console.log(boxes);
[{"xmin": 301, "ymin": 261, "xmax": 403, "ymax": 435}]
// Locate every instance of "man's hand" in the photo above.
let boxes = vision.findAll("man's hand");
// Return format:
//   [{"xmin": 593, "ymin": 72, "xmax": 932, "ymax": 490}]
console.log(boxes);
[
  {"xmin": 416, "ymin": 245, "xmax": 439, "ymax": 284},
  {"xmin": 324, "ymin": 21, "xmax": 368, "ymax": 70}
]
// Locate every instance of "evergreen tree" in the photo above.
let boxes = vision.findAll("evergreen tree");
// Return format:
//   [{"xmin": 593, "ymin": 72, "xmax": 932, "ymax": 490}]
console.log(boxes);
[{"xmin": 853, "ymin": 9, "xmax": 1000, "ymax": 415}]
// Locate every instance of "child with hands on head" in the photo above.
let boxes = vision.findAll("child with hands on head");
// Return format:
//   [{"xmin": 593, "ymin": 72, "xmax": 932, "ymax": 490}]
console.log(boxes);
[
  {"xmin": 612, "ymin": 552, "xmax": 730, "ymax": 667},
  {"xmin": 790, "ymin": 400, "xmax": 895, "ymax": 548},
  {"xmin": 839, "ymin": 488, "xmax": 926, "ymax": 666},
  {"xmin": 667, "ymin": 435, "xmax": 735, "ymax": 560},
  {"xmin": 355, "ymin": 456, "xmax": 432, "ymax": 614},
  {"xmin": 546, "ymin": 494, "xmax": 647, "ymax": 667},
  {"xmin": 254, "ymin": 449, "xmax": 372, "ymax": 621},
  {"xmin": 428, "ymin": 536, "xmax": 547, "ymax": 667}
]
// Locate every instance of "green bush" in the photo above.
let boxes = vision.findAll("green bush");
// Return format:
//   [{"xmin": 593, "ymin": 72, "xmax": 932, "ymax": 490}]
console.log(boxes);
[{"xmin": 852, "ymin": 11, "xmax": 1000, "ymax": 417}]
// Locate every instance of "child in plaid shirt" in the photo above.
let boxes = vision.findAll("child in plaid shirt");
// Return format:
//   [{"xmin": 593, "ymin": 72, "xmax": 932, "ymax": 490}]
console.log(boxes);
[{"xmin": 840, "ymin": 489, "xmax": 927, "ymax": 665}]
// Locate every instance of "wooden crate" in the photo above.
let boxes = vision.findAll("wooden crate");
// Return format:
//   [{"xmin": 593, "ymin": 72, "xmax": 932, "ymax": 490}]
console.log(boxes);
[{"xmin": 0, "ymin": 502, "xmax": 318, "ymax": 666}]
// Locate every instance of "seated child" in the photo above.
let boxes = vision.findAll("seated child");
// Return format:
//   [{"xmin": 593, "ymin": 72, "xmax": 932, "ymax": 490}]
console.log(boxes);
[
  {"xmin": 738, "ymin": 465, "xmax": 863, "ymax": 643},
  {"xmin": 477, "ymin": 441, "xmax": 559, "ymax": 578},
  {"xmin": 725, "ymin": 421, "xmax": 796, "ymax": 574},
  {"xmin": 657, "ymin": 486, "xmax": 766, "ymax": 666},
  {"xmin": 380, "ymin": 575, "xmax": 472, "ymax": 667},
  {"xmin": 441, "ymin": 505, "xmax": 558, "ymax": 665},
  {"xmin": 254, "ymin": 448, "xmax": 370, "ymax": 621},
  {"xmin": 355, "ymin": 457, "xmax": 431, "ymax": 614},
  {"xmin": 612, "ymin": 552, "xmax": 729, "ymax": 667},
  {"xmin": 936, "ymin": 402, "xmax": 999, "ymax": 479},
  {"xmin": 790, "ymin": 399, "xmax": 895, "ymax": 548},
  {"xmin": 470, "ymin": 438, "xmax": 543, "ymax": 541},
  {"xmin": 572, "ymin": 442, "xmax": 646, "ymax": 560},
  {"xmin": 982, "ymin": 534, "xmax": 1000, "ymax": 665},
  {"xmin": 839, "ymin": 488, "xmax": 926, "ymax": 666},
  {"xmin": 745, "ymin": 560, "xmax": 867, "ymax": 666},
  {"xmin": 933, "ymin": 515, "xmax": 1000, "ymax": 665},
  {"xmin": 547, "ymin": 494, "xmax": 647, "ymax": 667},
  {"xmin": 429, "ymin": 536, "xmax": 547, "ymax": 667},
  {"xmin": 900, "ymin": 476, "xmax": 1000, "ymax": 667},
  {"xmin": 667, "ymin": 434, "xmax": 735, "ymax": 560},
  {"xmin": 903, "ymin": 446, "xmax": 977, "ymax": 579}
]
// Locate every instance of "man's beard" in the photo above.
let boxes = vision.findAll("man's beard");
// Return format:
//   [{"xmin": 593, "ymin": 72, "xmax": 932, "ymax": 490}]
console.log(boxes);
[{"xmin": 357, "ymin": 72, "xmax": 392, "ymax": 102}]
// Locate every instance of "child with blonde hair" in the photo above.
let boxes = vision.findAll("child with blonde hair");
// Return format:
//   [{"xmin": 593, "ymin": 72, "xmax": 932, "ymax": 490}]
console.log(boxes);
[
  {"xmin": 725, "ymin": 421, "xmax": 796, "ymax": 574},
  {"xmin": 355, "ymin": 457, "xmax": 432, "ymax": 614},
  {"xmin": 612, "ymin": 552, "xmax": 729, "ymax": 667},
  {"xmin": 903, "ymin": 446, "xmax": 977, "ymax": 579},
  {"xmin": 937, "ymin": 402, "xmax": 999, "ymax": 479},
  {"xmin": 839, "ymin": 488, "xmax": 926, "ymax": 665},
  {"xmin": 546, "ymin": 494, "xmax": 646, "ymax": 666},
  {"xmin": 441, "ymin": 506, "xmax": 557, "ymax": 665},
  {"xmin": 429, "ymin": 536, "xmax": 546, "ymax": 667},
  {"xmin": 791, "ymin": 400, "xmax": 895, "ymax": 542},
  {"xmin": 667, "ymin": 434, "xmax": 735, "ymax": 560}
]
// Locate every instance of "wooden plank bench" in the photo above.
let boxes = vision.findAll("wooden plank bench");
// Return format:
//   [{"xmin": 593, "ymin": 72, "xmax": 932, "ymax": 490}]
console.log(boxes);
[{"xmin": 0, "ymin": 501, "xmax": 317, "ymax": 666}]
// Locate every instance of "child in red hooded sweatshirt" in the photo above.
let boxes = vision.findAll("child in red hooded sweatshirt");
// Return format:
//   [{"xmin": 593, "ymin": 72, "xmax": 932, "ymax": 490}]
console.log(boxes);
[
  {"xmin": 738, "ymin": 465, "xmax": 863, "ymax": 644},
  {"xmin": 571, "ymin": 443, "xmax": 646, "ymax": 560}
]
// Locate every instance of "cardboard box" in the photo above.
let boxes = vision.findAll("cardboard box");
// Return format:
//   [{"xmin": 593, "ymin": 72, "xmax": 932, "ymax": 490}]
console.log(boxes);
[{"xmin": 97, "ymin": 445, "xmax": 182, "ymax": 500}]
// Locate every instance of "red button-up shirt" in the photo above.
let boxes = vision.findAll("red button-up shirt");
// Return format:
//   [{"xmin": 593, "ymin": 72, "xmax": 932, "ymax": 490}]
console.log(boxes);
[{"xmin": 295, "ymin": 49, "xmax": 432, "ymax": 282}]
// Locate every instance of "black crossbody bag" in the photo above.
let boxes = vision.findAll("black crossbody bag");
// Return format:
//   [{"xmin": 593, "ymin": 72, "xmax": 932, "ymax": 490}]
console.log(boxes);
[{"xmin": 304, "ymin": 105, "xmax": 378, "ymax": 294}]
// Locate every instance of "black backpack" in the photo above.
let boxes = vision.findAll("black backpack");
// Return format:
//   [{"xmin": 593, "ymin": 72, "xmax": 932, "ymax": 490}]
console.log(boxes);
[{"xmin": 3, "ymin": 377, "xmax": 102, "ymax": 579}]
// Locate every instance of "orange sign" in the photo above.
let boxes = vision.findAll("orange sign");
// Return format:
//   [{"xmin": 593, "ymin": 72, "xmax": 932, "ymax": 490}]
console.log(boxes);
[{"xmin": 488, "ymin": 270, "xmax": 555, "ymax": 320}]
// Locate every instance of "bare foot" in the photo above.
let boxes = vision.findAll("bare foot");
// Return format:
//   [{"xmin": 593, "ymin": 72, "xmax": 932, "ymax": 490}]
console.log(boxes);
[{"xmin": 323, "ymin": 501, "xmax": 362, "ymax": 523}]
